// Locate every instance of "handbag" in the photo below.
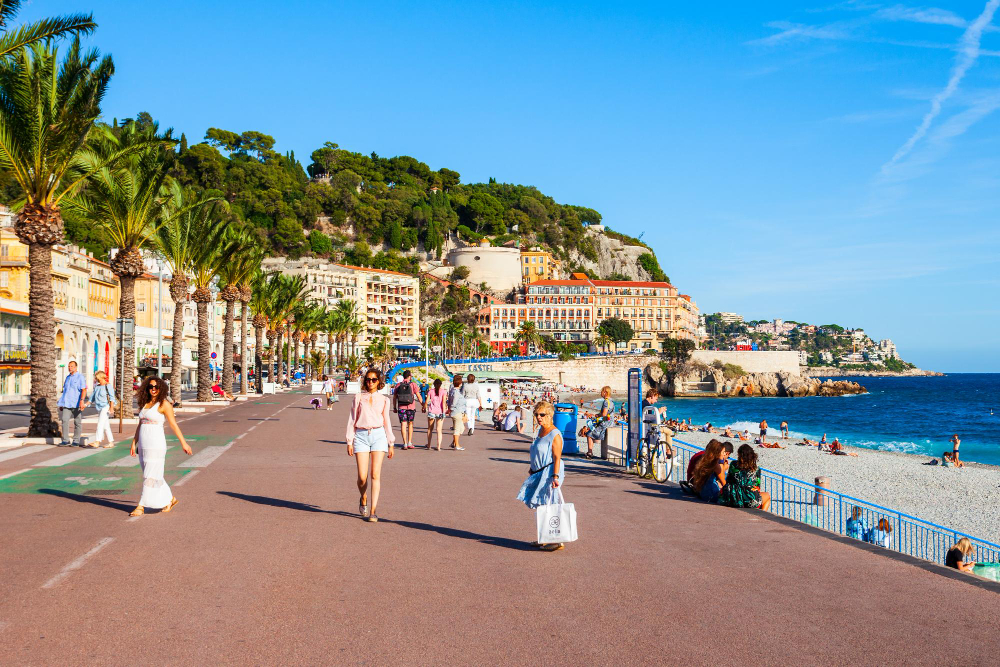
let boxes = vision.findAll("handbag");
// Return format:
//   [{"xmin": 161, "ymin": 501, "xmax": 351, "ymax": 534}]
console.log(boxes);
[{"xmin": 536, "ymin": 488, "xmax": 578, "ymax": 544}]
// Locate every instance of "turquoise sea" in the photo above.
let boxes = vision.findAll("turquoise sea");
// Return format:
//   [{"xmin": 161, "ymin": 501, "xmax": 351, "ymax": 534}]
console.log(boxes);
[{"xmin": 654, "ymin": 373, "xmax": 1000, "ymax": 466}]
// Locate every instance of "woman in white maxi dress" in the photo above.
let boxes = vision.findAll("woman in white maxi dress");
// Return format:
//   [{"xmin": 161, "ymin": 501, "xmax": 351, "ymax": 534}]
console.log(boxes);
[{"xmin": 129, "ymin": 376, "xmax": 192, "ymax": 517}]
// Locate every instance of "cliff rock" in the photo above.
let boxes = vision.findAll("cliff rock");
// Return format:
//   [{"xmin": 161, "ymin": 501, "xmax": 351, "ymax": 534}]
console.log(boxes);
[
  {"xmin": 647, "ymin": 362, "xmax": 866, "ymax": 398},
  {"xmin": 567, "ymin": 228, "xmax": 655, "ymax": 282}
]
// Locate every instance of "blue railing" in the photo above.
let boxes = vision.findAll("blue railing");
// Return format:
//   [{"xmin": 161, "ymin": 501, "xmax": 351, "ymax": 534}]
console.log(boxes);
[{"xmin": 664, "ymin": 437, "xmax": 1000, "ymax": 569}]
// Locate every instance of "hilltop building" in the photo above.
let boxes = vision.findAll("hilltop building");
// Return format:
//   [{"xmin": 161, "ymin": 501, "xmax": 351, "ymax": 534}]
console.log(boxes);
[{"xmin": 520, "ymin": 248, "xmax": 562, "ymax": 283}]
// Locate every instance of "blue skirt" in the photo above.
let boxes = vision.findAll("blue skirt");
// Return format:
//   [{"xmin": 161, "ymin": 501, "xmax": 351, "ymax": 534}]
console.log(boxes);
[{"xmin": 517, "ymin": 470, "xmax": 560, "ymax": 509}]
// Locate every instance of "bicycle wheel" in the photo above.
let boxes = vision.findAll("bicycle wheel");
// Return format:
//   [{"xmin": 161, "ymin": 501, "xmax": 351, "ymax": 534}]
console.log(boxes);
[
  {"xmin": 634, "ymin": 443, "xmax": 649, "ymax": 477},
  {"xmin": 652, "ymin": 443, "xmax": 669, "ymax": 483}
]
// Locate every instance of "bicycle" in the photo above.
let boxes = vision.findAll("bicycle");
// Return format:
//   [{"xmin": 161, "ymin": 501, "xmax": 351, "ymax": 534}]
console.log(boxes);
[{"xmin": 634, "ymin": 424, "xmax": 673, "ymax": 482}]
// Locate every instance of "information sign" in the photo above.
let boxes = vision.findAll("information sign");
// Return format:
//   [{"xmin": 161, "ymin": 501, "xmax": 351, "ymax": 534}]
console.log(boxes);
[{"xmin": 627, "ymin": 367, "xmax": 642, "ymax": 467}]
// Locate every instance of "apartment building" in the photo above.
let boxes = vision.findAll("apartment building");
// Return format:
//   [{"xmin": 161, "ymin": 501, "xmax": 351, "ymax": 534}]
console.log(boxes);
[
  {"xmin": 520, "ymin": 248, "xmax": 562, "ymax": 283},
  {"xmin": 261, "ymin": 258, "xmax": 420, "ymax": 351},
  {"xmin": 487, "ymin": 273, "xmax": 702, "ymax": 353}
]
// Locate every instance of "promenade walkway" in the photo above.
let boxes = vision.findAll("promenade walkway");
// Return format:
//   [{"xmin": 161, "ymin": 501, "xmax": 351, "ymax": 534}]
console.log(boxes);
[{"xmin": 0, "ymin": 389, "xmax": 997, "ymax": 664}]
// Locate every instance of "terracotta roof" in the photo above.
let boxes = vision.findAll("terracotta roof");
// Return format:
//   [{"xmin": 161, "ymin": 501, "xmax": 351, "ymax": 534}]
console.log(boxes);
[
  {"xmin": 591, "ymin": 280, "xmax": 674, "ymax": 288},
  {"xmin": 335, "ymin": 263, "xmax": 414, "ymax": 278},
  {"xmin": 529, "ymin": 279, "xmax": 591, "ymax": 286}
]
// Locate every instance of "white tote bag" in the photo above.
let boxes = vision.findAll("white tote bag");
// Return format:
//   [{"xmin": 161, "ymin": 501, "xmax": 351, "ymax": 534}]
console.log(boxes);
[{"xmin": 536, "ymin": 488, "xmax": 578, "ymax": 544}]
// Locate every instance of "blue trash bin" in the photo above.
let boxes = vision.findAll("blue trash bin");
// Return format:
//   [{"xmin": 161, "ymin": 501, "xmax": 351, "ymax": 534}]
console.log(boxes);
[{"xmin": 554, "ymin": 403, "xmax": 579, "ymax": 454}]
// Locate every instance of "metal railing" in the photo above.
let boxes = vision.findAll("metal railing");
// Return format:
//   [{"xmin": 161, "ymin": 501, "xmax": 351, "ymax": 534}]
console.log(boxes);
[{"xmin": 661, "ymin": 437, "xmax": 1000, "ymax": 569}]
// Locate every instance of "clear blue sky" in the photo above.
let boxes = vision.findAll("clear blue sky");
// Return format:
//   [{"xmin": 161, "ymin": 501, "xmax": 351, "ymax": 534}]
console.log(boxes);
[{"xmin": 22, "ymin": 0, "xmax": 1000, "ymax": 371}]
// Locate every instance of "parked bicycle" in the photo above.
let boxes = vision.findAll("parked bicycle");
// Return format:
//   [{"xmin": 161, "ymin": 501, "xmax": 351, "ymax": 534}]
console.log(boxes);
[{"xmin": 635, "ymin": 421, "xmax": 673, "ymax": 482}]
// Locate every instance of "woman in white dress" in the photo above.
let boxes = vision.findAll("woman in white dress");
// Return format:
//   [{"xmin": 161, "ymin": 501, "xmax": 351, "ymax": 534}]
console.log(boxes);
[{"xmin": 129, "ymin": 376, "xmax": 192, "ymax": 517}]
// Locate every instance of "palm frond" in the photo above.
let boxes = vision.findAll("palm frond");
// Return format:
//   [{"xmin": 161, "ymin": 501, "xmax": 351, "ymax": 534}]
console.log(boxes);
[{"xmin": 0, "ymin": 14, "xmax": 96, "ymax": 59}]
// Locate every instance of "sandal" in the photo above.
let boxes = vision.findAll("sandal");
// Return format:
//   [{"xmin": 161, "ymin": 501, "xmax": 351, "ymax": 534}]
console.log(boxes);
[
  {"xmin": 539, "ymin": 543, "xmax": 565, "ymax": 551},
  {"xmin": 366, "ymin": 514, "xmax": 379, "ymax": 523},
  {"xmin": 586, "ymin": 452, "xmax": 594, "ymax": 459},
  {"xmin": 129, "ymin": 506, "xmax": 144, "ymax": 517},
  {"xmin": 101, "ymin": 443, "xmax": 115, "ymax": 448},
  {"xmin": 454, "ymin": 446, "xmax": 465, "ymax": 451},
  {"xmin": 162, "ymin": 497, "xmax": 179, "ymax": 513},
  {"xmin": 83, "ymin": 442, "xmax": 99, "ymax": 448},
  {"xmin": 359, "ymin": 498, "xmax": 369, "ymax": 518}
]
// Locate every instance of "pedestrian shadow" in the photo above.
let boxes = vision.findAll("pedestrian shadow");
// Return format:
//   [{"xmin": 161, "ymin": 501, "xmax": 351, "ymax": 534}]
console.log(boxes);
[
  {"xmin": 487, "ymin": 447, "xmax": 528, "ymax": 454},
  {"xmin": 384, "ymin": 519, "xmax": 535, "ymax": 551},
  {"xmin": 319, "ymin": 439, "xmax": 345, "ymax": 445},
  {"xmin": 38, "ymin": 488, "xmax": 134, "ymax": 513},
  {"xmin": 217, "ymin": 491, "xmax": 354, "ymax": 516},
  {"xmin": 488, "ymin": 457, "xmax": 628, "ymax": 481}
]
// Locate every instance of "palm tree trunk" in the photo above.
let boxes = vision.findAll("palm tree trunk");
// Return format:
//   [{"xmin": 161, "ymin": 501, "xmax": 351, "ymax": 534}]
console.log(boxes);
[
  {"xmin": 26, "ymin": 244, "xmax": 59, "ymax": 437},
  {"xmin": 304, "ymin": 340, "xmax": 312, "ymax": 380},
  {"xmin": 169, "ymin": 298, "xmax": 185, "ymax": 406},
  {"xmin": 196, "ymin": 301, "xmax": 211, "ymax": 402},
  {"xmin": 291, "ymin": 335, "xmax": 298, "ymax": 383},
  {"xmin": 222, "ymin": 299, "xmax": 235, "ymax": 394},
  {"xmin": 118, "ymin": 274, "xmax": 138, "ymax": 418},
  {"xmin": 255, "ymin": 327, "xmax": 265, "ymax": 393},
  {"xmin": 276, "ymin": 330, "xmax": 284, "ymax": 386},
  {"xmin": 327, "ymin": 337, "xmax": 334, "ymax": 376},
  {"xmin": 240, "ymin": 300, "xmax": 250, "ymax": 395}
]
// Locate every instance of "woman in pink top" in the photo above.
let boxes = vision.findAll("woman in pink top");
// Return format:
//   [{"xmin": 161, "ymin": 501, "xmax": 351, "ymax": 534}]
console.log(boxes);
[
  {"xmin": 425, "ymin": 378, "xmax": 448, "ymax": 450},
  {"xmin": 346, "ymin": 368, "xmax": 394, "ymax": 522}
]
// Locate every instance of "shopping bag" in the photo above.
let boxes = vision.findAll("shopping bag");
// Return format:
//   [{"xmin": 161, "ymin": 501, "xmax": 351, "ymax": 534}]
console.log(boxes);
[{"xmin": 536, "ymin": 488, "xmax": 578, "ymax": 544}]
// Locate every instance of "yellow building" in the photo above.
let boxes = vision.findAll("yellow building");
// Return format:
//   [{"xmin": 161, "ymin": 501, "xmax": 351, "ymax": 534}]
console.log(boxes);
[{"xmin": 520, "ymin": 249, "xmax": 562, "ymax": 283}]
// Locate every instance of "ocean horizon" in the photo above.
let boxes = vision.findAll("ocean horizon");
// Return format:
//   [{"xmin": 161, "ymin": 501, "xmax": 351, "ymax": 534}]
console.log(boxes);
[{"xmin": 654, "ymin": 373, "xmax": 1000, "ymax": 466}]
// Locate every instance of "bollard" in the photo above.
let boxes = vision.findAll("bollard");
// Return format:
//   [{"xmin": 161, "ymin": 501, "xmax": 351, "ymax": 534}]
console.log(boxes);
[
  {"xmin": 814, "ymin": 476, "xmax": 831, "ymax": 506},
  {"xmin": 600, "ymin": 430, "xmax": 610, "ymax": 460}
]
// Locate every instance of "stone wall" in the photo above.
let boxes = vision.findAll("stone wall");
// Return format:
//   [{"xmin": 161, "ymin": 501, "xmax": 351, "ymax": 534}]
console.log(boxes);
[
  {"xmin": 448, "ymin": 355, "xmax": 649, "ymax": 393},
  {"xmin": 689, "ymin": 350, "xmax": 800, "ymax": 375}
]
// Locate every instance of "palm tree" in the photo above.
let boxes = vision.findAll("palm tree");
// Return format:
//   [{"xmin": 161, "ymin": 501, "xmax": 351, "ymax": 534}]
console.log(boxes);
[
  {"xmin": 349, "ymin": 317, "xmax": 364, "ymax": 360},
  {"xmin": 188, "ymin": 204, "xmax": 231, "ymax": 401},
  {"xmin": 515, "ymin": 320, "xmax": 542, "ymax": 355},
  {"xmin": 153, "ymin": 184, "xmax": 226, "ymax": 406},
  {"xmin": 0, "ymin": 0, "xmax": 95, "ymax": 59},
  {"xmin": 217, "ymin": 228, "xmax": 261, "ymax": 394},
  {"xmin": 332, "ymin": 300, "xmax": 356, "ymax": 364},
  {"xmin": 265, "ymin": 275, "xmax": 307, "ymax": 387},
  {"xmin": 248, "ymin": 270, "xmax": 275, "ymax": 392},
  {"xmin": 74, "ymin": 120, "xmax": 176, "ymax": 416},
  {"xmin": 309, "ymin": 349, "xmax": 326, "ymax": 379},
  {"xmin": 594, "ymin": 333, "xmax": 612, "ymax": 355},
  {"xmin": 299, "ymin": 304, "xmax": 326, "ymax": 380},
  {"xmin": 0, "ymin": 40, "xmax": 115, "ymax": 436},
  {"xmin": 236, "ymin": 255, "xmax": 263, "ymax": 395}
]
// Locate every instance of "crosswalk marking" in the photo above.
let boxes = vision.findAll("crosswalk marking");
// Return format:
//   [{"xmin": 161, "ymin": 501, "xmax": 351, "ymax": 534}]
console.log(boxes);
[
  {"xmin": 180, "ymin": 445, "xmax": 231, "ymax": 468},
  {"xmin": 33, "ymin": 449, "xmax": 103, "ymax": 467},
  {"xmin": 0, "ymin": 445, "xmax": 52, "ymax": 463},
  {"xmin": 0, "ymin": 468, "xmax": 29, "ymax": 480},
  {"xmin": 105, "ymin": 446, "xmax": 173, "ymax": 467}
]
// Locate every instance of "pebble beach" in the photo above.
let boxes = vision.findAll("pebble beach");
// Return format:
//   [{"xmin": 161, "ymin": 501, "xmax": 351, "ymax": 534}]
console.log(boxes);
[{"xmin": 672, "ymin": 430, "xmax": 1000, "ymax": 543}]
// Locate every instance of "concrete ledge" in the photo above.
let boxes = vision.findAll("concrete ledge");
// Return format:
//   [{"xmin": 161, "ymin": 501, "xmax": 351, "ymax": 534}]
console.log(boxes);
[
  {"xmin": 83, "ymin": 417, "xmax": 139, "ymax": 425},
  {"xmin": 181, "ymin": 401, "xmax": 231, "ymax": 407},
  {"xmin": 174, "ymin": 406, "xmax": 206, "ymax": 413},
  {"xmin": 234, "ymin": 396, "xmax": 250, "ymax": 402}
]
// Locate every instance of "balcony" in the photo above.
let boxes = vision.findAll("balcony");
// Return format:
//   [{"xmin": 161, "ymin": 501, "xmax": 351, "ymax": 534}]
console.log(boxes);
[{"xmin": 0, "ymin": 344, "xmax": 30, "ymax": 363}]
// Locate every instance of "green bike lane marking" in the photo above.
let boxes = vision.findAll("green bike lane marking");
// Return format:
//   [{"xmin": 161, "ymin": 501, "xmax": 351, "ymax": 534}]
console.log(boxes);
[{"xmin": 0, "ymin": 434, "xmax": 231, "ymax": 495}]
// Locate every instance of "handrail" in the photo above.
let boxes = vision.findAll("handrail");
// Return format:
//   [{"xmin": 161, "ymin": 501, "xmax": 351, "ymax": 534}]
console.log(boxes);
[{"xmin": 666, "ymin": 437, "xmax": 1000, "ymax": 568}]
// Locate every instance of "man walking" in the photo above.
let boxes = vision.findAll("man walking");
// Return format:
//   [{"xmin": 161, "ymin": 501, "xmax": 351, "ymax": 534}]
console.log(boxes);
[
  {"xmin": 58, "ymin": 361, "xmax": 87, "ymax": 446},
  {"xmin": 392, "ymin": 370, "xmax": 423, "ymax": 449}
]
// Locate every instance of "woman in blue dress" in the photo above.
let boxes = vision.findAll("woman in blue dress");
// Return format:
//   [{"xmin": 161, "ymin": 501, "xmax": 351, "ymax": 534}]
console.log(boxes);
[{"xmin": 517, "ymin": 401, "xmax": 566, "ymax": 551}]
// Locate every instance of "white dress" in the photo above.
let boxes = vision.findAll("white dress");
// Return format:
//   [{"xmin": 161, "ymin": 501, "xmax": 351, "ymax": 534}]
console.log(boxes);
[{"xmin": 137, "ymin": 405, "xmax": 172, "ymax": 509}]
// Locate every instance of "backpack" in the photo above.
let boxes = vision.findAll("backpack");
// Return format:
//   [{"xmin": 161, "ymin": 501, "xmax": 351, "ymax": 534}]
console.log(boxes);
[{"xmin": 395, "ymin": 381, "xmax": 414, "ymax": 405}]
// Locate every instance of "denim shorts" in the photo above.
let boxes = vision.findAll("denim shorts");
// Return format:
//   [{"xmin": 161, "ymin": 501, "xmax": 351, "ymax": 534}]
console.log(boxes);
[{"xmin": 353, "ymin": 427, "xmax": 389, "ymax": 453}]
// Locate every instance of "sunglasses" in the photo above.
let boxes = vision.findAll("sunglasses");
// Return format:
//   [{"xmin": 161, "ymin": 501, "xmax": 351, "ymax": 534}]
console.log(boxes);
[
  {"xmin": 365, "ymin": 377, "xmax": 378, "ymax": 383},
  {"xmin": 149, "ymin": 385, "xmax": 160, "ymax": 391}
]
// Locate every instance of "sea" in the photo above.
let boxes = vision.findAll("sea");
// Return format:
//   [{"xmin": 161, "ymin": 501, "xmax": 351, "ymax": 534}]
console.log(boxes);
[{"xmin": 653, "ymin": 373, "xmax": 1000, "ymax": 466}]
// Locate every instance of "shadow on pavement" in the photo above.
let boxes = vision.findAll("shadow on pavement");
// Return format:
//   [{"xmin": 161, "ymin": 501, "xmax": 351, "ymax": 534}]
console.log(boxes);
[
  {"xmin": 38, "ymin": 488, "xmax": 134, "ymax": 513},
  {"xmin": 385, "ymin": 519, "xmax": 535, "ymax": 551},
  {"xmin": 217, "ymin": 491, "xmax": 354, "ymax": 516}
]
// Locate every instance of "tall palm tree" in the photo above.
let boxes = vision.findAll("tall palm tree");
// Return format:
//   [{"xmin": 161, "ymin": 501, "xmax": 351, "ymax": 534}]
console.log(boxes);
[
  {"xmin": 217, "ymin": 228, "xmax": 261, "ymax": 395},
  {"xmin": 298, "ymin": 304, "xmax": 326, "ymax": 380},
  {"xmin": 349, "ymin": 317, "xmax": 364, "ymax": 360},
  {"xmin": 187, "ymin": 203, "xmax": 230, "ymax": 401},
  {"xmin": 236, "ymin": 256, "xmax": 263, "ymax": 395},
  {"xmin": 0, "ymin": 0, "xmax": 95, "ymax": 59},
  {"xmin": 248, "ymin": 270, "xmax": 275, "ymax": 392},
  {"xmin": 515, "ymin": 320, "xmax": 542, "ymax": 355},
  {"xmin": 266, "ymin": 275, "xmax": 307, "ymax": 387},
  {"xmin": 74, "ymin": 120, "xmax": 176, "ymax": 416},
  {"xmin": 332, "ymin": 299, "xmax": 356, "ymax": 364},
  {"xmin": 0, "ymin": 40, "xmax": 116, "ymax": 436},
  {"xmin": 153, "ymin": 183, "xmax": 226, "ymax": 406}
]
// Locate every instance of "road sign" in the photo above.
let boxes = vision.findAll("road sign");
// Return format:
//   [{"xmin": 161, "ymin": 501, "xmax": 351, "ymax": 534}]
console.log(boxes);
[
  {"xmin": 211, "ymin": 352, "xmax": 217, "ymax": 359},
  {"xmin": 115, "ymin": 318, "xmax": 135, "ymax": 337}
]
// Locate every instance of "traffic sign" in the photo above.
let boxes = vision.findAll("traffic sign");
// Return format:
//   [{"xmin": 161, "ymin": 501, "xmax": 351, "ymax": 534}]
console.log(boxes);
[{"xmin": 210, "ymin": 352, "xmax": 217, "ymax": 359}]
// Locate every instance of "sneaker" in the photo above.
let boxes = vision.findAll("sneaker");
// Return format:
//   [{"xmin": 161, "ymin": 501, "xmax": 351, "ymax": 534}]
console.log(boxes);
[
  {"xmin": 366, "ymin": 514, "xmax": 379, "ymax": 523},
  {"xmin": 58, "ymin": 441, "xmax": 71, "ymax": 447}
]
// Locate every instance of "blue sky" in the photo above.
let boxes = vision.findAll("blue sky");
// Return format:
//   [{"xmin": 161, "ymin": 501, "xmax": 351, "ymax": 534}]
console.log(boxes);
[{"xmin": 22, "ymin": 1, "xmax": 1000, "ymax": 371}]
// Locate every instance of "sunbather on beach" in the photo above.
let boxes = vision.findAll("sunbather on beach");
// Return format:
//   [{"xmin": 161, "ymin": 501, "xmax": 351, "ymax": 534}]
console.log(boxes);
[
  {"xmin": 740, "ymin": 430, "xmax": 750, "ymax": 441},
  {"xmin": 758, "ymin": 440, "xmax": 785, "ymax": 449},
  {"xmin": 758, "ymin": 419, "xmax": 768, "ymax": 440},
  {"xmin": 780, "ymin": 421, "xmax": 788, "ymax": 439},
  {"xmin": 951, "ymin": 434, "xmax": 961, "ymax": 466},
  {"xmin": 723, "ymin": 426, "xmax": 734, "ymax": 438},
  {"xmin": 829, "ymin": 438, "xmax": 858, "ymax": 457},
  {"xmin": 942, "ymin": 451, "xmax": 964, "ymax": 468},
  {"xmin": 801, "ymin": 438, "xmax": 817, "ymax": 446}
]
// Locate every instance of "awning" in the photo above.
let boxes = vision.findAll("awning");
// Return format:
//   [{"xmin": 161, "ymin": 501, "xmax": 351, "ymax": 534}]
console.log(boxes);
[
  {"xmin": 468, "ymin": 370, "xmax": 543, "ymax": 380},
  {"xmin": 393, "ymin": 344, "xmax": 421, "ymax": 350}
]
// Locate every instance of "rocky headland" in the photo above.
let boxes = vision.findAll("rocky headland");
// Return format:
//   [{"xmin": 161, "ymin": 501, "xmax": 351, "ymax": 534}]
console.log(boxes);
[
  {"xmin": 645, "ymin": 363, "xmax": 866, "ymax": 398},
  {"xmin": 801, "ymin": 366, "xmax": 942, "ymax": 378}
]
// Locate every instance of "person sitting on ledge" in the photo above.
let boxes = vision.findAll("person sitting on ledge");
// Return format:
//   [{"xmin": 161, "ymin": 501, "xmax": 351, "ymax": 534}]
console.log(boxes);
[
  {"xmin": 846, "ymin": 507, "xmax": 868, "ymax": 540},
  {"xmin": 718, "ymin": 444, "xmax": 771, "ymax": 511},
  {"xmin": 689, "ymin": 439, "xmax": 729, "ymax": 503},
  {"xmin": 866, "ymin": 518, "xmax": 893, "ymax": 548},
  {"xmin": 502, "ymin": 408, "xmax": 524, "ymax": 434},
  {"xmin": 492, "ymin": 402, "xmax": 508, "ymax": 431},
  {"xmin": 211, "ymin": 383, "xmax": 235, "ymax": 400},
  {"xmin": 945, "ymin": 537, "xmax": 976, "ymax": 573},
  {"xmin": 829, "ymin": 438, "xmax": 858, "ymax": 457}
]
